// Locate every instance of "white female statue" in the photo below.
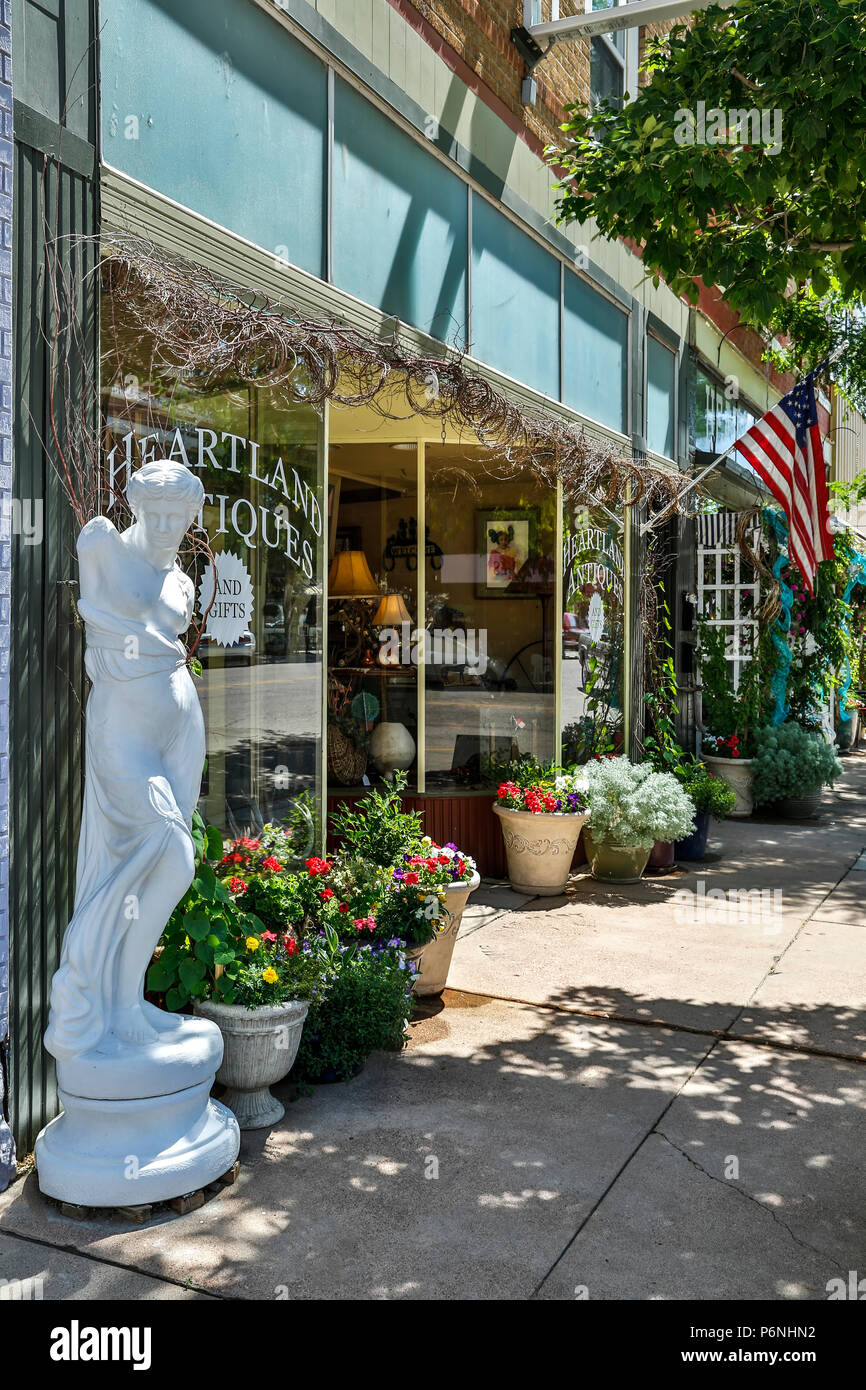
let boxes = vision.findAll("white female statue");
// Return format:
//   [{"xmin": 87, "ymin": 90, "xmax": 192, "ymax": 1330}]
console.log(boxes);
[{"xmin": 35, "ymin": 461, "xmax": 240, "ymax": 1208}]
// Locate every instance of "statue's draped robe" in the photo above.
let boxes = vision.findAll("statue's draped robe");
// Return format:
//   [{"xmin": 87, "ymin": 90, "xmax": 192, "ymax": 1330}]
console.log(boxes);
[{"xmin": 44, "ymin": 596, "xmax": 201, "ymax": 1061}]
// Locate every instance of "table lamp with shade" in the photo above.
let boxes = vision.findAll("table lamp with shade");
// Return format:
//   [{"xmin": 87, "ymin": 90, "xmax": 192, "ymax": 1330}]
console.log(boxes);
[{"xmin": 373, "ymin": 591, "xmax": 412, "ymax": 666}]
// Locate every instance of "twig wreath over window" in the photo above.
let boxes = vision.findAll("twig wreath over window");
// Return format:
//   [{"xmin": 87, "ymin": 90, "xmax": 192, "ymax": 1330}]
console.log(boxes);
[{"xmin": 95, "ymin": 234, "xmax": 696, "ymax": 524}]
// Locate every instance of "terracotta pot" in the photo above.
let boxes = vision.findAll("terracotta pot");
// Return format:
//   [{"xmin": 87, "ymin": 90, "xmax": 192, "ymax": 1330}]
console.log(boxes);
[
  {"xmin": 702, "ymin": 754, "xmax": 755, "ymax": 818},
  {"xmin": 675, "ymin": 810, "xmax": 711, "ymax": 860},
  {"xmin": 194, "ymin": 999, "xmax": 308, "ymax": 1130},
  {"xmin": 589, "ymin": 840, "xmax": 651, "ymax": 884},
  {"xmin": 647, "ymin": 839, "xmax": 676, "ymax": 871},
  {"xmin": 406, "ymin": 872, "xmax": 481, "ymax": 995},
  {"xmin": 493, "ymin": 804, "xmax": 587, "ymax": 895}
]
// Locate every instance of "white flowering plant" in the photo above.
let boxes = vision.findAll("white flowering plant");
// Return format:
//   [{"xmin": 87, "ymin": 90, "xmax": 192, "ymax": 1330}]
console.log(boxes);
[{"xmin": 585, "ymin": 757, "xmax": 695, "ymax": 849}]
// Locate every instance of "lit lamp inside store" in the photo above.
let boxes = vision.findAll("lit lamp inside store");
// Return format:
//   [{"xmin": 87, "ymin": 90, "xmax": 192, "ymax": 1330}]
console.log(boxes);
[
  {"xmin": 373, "ymin": 592, "xmax": 412, "ymax": 665},
  {"xmin": 327, "ymin": 549, "xmax": 380, "ymax": 666}
]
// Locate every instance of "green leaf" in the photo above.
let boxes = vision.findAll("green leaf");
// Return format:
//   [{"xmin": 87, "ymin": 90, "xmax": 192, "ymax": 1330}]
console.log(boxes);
[
  {"xmin": 183, "ymin": 912, "xmax": 211, "ymax": 942},
  {"xmin": 179, "ymin": 958, "xmax": 206, "ymax": 991},
  {"xmin": 146, "ymin": 960, "xmax": 172, "ymax": 993},
  {"xmin": 165, "ymin": 986, "xmax": 189, "ymax": 1012},
  {"xmin": 205, "ymin": 825, "xmax": 224, "ymax": 861}
]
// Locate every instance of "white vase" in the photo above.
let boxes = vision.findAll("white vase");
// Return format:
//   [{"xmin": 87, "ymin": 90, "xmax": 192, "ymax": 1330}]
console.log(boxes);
[
  {"xmin": 702, "ymin": 754, "xmax": 755, "ymax": 818},
  {"xmin": 407, "ymin": 872, "xmax": 481, "ymax": 995},
  {"xmin": 493, "ymin": 804, "xmax": 587, "ymax": 895},
  {"xmin": 195, "ymin": 999, "xmax": 309, "ymax": 1130},
  {"xmin": 370, "ymin": 721, "xmax": 416, "ymax": 779}
]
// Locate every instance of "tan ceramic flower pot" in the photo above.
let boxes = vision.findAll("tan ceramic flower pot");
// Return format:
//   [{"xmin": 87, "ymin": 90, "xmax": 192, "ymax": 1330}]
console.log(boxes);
[
  {"xmin": 702, "ymin": 754, "xmax": 755, "ymax": 818},
  {"xmin": 493, "ymin": 804, "xmax": 587, "ymax": 895},
  {"xmin": 407, "ymin": 872, "xmax": 480, "ymax": 996}
]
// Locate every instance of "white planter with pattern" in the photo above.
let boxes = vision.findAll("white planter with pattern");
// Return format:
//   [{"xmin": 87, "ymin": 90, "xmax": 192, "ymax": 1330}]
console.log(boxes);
[
  {"xmin": 407, "ymin": 872, "xmax": 481, "ymax": 995},
  {"xmin": 195, "ymin": 999, "xmax": 308, "ymax": 1130},
  {"xmin": 493, "ymin": 804, "xmax": 587, "ymax": 896}
]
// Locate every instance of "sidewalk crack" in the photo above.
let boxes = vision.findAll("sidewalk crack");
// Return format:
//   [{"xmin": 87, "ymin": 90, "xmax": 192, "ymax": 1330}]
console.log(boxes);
[{"xmin": 655, "ymin": 1129, "xmax": 847, "ymax": 1277}]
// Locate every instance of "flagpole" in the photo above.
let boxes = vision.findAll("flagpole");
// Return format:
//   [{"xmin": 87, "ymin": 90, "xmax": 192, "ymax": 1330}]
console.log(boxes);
[{"xmin": 639, "ymin": 450, "xmax": 729, "ymax": 536}]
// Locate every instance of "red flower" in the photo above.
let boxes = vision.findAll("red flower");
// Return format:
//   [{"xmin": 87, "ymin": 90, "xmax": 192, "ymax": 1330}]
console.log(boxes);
[
  {"xmin": 457, "ymin": 859, "xmax": 466, "ymax": 876},
  {"xmin": 404, "ymin": 872, "xmax": 420, "ymax": 886},
  {"xmin": 320, "ymin": 887, "xmax": 334, "ymax": 901},
  {"xmin": 438, "ymin": 855, "xmax": 450, "ymax": 866},
  {"xmin": 425, "ymin": 858, "xmax": 439, "ymax": 872},
  {"xmin": 227, "ymin": 876, "xmax": 248, "ymax": 894},
  {"xmin": 261, "ymin": 930, "xmax": 277, "ymax": 942},
  {"xmin": 261, "ymin": 856, "xmax": 283, "ymax": 874},
  {"xmin": 286, "ymin": 938, "xmax": 298, "ymax": 955},
  {"xmin": 338, "ymin": 902, "xmax": 349, "ymax": 913},
  {"xmin": 305, "ymin": 857, "xmax": 332, "ymax": 877}
]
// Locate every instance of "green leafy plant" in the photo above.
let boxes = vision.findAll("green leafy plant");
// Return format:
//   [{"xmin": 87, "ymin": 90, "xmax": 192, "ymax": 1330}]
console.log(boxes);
[
  {"xmin": 585, "ymin": 757, "xmax": 695, "ymax": 848},
  {"xmin": 147, "ymin": 812, "xmax": 269, "ymax": 1009},
  {"xmin": 675, "ymin": 758, "xmax": 737, "ymax": 819},
  {"xmin": 552, "ymin": 0, "xmax": 866, "ymax": 383},
  {"xmin": 697, "ymin": 619, "xmax": 771, "ymax": 756},
  {"xmin": 329, "ymin": 771, "xmax": 424, "ymax": 867},
  {"xmin": 751, "ymin": 723, "xmax": 842, "ymax": 803},
  {"xmin": 293, "ymin": 930, "xmax": 415, "ymax": 1083}
]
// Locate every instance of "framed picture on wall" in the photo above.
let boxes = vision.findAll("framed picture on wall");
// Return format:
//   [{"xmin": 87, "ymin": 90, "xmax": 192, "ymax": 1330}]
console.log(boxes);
[{"xmin": 476, "ymin": 507, "xmax": 539, "ymax": 597}]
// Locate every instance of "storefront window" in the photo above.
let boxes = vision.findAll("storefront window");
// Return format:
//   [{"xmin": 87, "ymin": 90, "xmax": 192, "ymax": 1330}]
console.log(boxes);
[
  {"xmin": 326, "ymin": 445, "xmax": 419, "ymax": 791},
  {"xmin": 100, "ymin": 290, "xmax": 325, "ymax": 848},
  {"xmin": 561, "ymin": 503, "xmax": 625, "ymax": 762},
  {"xmin": 424, "ymin": 447, "xmax": 556, "ymax": 787}
]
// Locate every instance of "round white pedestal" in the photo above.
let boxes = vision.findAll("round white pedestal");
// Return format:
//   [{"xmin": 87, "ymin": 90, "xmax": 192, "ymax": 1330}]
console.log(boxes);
[
  {"xmin": 34, "ymin": 1013, "xmax": 240, "ymax": 1208},
  {"xmin": 35, "ymin": 1081, "xmax": 239, "ymax": 1207}
]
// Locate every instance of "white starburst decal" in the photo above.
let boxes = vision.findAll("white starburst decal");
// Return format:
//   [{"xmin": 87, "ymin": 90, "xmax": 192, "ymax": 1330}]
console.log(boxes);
[{"xmin": 197, "ymin": 550, "xmax": 255, "ymax": 648}]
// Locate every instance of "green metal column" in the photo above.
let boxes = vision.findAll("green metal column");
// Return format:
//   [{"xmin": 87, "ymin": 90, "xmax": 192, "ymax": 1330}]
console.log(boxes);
[{"xmin": 9, "ymin": 0, "xmax": 96, "ymax": 1151}]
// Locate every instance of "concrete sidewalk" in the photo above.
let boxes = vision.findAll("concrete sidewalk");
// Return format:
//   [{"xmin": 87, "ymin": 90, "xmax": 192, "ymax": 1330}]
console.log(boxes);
[{"xmin": 1, "ymin": 757, "xmax": 865, "ymax": 1300}]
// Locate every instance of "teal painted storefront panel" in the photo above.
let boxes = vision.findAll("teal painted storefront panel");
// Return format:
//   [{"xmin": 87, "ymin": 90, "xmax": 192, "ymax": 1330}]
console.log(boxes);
[
  {"xmin": 563, "ymin": 270, "xmax": 628, "ymax": 433},
  {"xmin": 647, "ymin": 334, "xmax": 676, "ymax": 459},
  {"xmin": 470, "ymin": 194, "xmax": 559, "ymax": 399},
  {"xmin": 333, "ymin": 79, "xmax": 467, "ymax": 345},
  {"xmin": 100, "ymin": 0, "xmax": 326, "ymax": 275}
]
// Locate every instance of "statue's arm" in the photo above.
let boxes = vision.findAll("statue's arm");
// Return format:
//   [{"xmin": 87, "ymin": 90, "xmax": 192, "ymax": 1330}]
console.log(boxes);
[{"xmin": 77, "ymin": 516, "xmax": 118, "ymax": 604}]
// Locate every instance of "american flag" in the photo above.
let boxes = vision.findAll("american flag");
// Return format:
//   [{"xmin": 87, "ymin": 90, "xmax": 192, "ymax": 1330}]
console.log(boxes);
[{"xmin": 734, "ymin": 373, "xmax": 833, "ymax": 594}]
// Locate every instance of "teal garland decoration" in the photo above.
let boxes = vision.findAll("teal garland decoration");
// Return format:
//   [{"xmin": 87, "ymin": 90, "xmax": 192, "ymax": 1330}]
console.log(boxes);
[
  {"xmin": 762, "ymin": 509, "xmax": 794, "ymax": 725},
  {"xmin": 837, "ymin": 551, "xmax": 866, "ymax": 722}
]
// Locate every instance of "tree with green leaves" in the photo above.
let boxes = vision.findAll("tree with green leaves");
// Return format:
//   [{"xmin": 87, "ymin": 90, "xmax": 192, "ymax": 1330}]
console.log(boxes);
[{"xmin": 552, "ymin": 0, "xmax": 866, "ymax": 404}]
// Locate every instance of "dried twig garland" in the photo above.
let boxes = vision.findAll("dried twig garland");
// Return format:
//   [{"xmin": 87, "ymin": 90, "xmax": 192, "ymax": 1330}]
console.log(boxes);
[{"xmin": 98, "ymin": 233, "xmax": 699, "ymax": 522}]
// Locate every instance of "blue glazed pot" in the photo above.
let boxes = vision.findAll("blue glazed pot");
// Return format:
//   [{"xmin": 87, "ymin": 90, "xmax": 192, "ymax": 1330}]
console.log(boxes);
[{"xmin": 675, "ymin": 810, "xmax": 711, "ymax": 861}]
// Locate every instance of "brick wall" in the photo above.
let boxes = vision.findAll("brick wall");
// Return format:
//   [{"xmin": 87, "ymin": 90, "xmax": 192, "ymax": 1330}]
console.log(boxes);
[
  {"xmin": 400, "ymin": 1, "xmax": 590, "ymax": 150},
  {"xmin": 0, "ymin": 0, "xmax": 13, "ymax": 1188}
]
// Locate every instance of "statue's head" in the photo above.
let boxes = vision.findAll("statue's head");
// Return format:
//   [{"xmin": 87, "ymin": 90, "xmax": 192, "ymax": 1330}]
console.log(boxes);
[{"xmin": 126, "ymin": 460, "xmax": 205, "ymax": 562}]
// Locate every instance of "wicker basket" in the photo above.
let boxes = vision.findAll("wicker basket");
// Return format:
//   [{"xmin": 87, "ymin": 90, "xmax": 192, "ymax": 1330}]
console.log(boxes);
[{"xmin": 327, "ymin": 725, "xmax": 367, "ymax": 786}]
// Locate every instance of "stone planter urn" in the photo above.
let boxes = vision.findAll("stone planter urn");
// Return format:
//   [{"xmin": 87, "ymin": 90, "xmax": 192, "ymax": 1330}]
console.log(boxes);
[
  {"xmin": 588, "ymin": 838, "xmax": 652, "ymax": 884},
  {"xmin": 702, "ymin": 754, "xmax": 755, "ymax": 818},
  {"xmin": 407, "ymin": 871, "xmax": 481, "ymax": 995},
  {"xmin": 836, "ymin": 711, "xmax": 859, "ymax": 753},
  {"xmin": 493, "ymin": 805, "xmax": 587, "ymax": 895},
  {"xmin": 195, "ymin": 999, "xmax": 309, "ymax": 1130}
]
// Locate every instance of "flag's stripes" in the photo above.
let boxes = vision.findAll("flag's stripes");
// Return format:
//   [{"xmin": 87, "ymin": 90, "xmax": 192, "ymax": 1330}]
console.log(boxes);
[{"xmin": 733, "ymin": 373, "xmax": 830, "ymax": 594}]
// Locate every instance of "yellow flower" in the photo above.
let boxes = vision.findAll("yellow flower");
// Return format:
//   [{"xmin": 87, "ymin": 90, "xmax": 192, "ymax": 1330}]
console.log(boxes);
[
  {"xmin": 245, "ymin": 936, "xmax": 260, "ymax": 952},
  {"xmin": 417, "ymin": 892, "xmax": 426, "ymax": 902},
  {"xmin": 262, "ymin": 966, "xmax": 278, "ymax": 984}
]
